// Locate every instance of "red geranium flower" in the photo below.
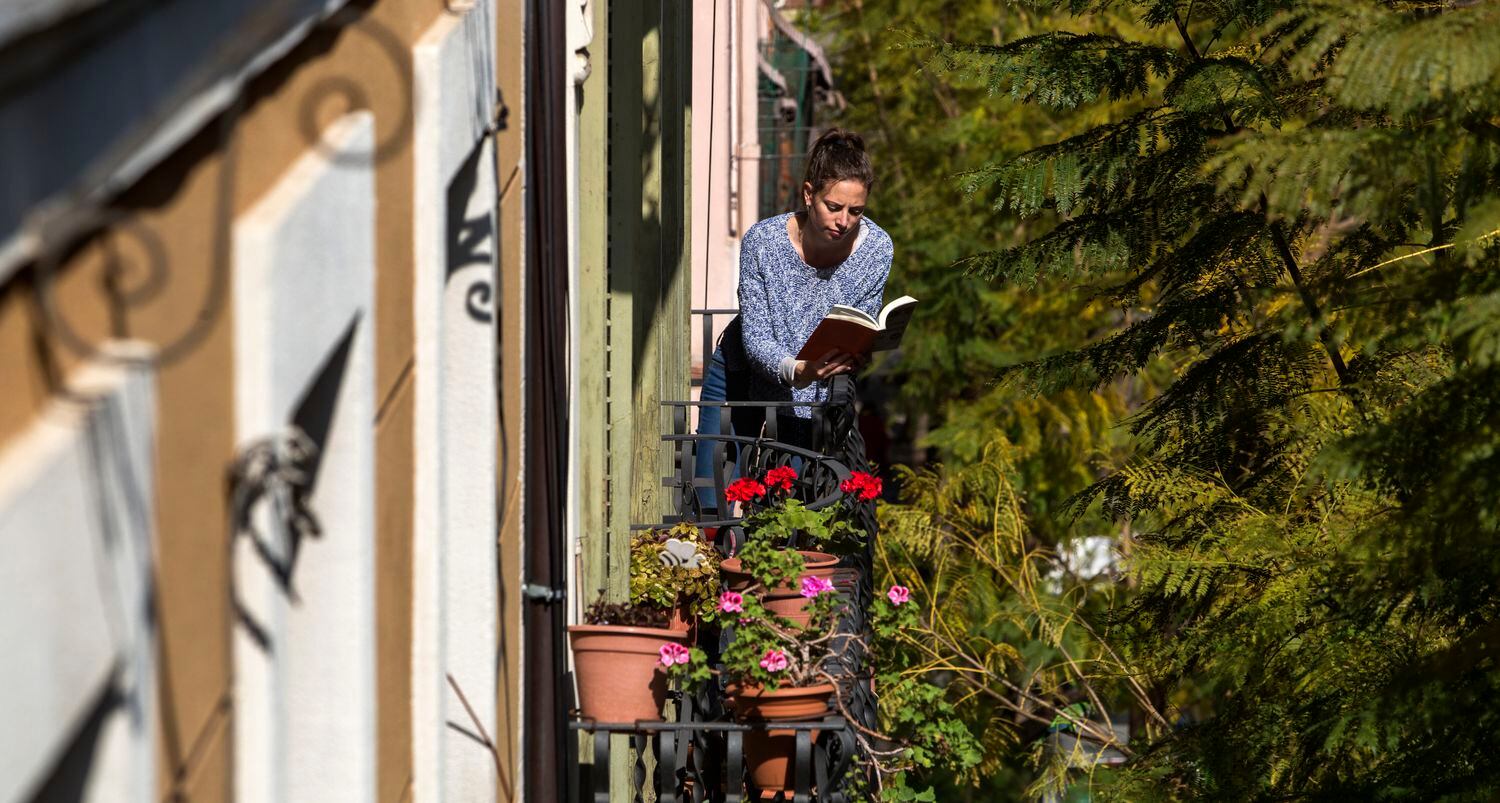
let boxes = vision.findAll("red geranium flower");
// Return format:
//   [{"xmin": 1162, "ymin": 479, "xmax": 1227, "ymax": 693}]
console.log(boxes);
[
  {"xmin": 725, "ymin": 477, "xmax": 767, "ymax": 503},
  {"xmin": 763, "ymin": 465, "xmax": 798, "ymax": 492},
  {"xmin": 840, "ymin": 471, "xmax": 882, "ymax": 502}
]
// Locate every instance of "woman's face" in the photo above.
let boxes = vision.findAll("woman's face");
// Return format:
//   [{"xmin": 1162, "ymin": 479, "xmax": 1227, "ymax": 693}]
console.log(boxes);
[{"xmin": 802, "ymin": 179, "xmax": 869, "ymax": 245}]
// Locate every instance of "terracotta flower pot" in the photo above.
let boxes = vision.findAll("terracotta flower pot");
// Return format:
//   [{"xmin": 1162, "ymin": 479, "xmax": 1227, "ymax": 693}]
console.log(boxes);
[
  {"xmin": 720, "ymin": 551, "xmax": 840, "ymax": 626},
  {"xmin": 568, "ymin": 624, "xmax": 688, "ymax": 723},
  {"xmin": 725, "ymin": 683, "xmax": 836, "ymax": 794},
  {"xmin": 721, "ymin": 550, "xmax": 839, "ymax": 591},
  {"xmin": 667, "ymin": 601, "xmax": 697, "ymax": 638}
]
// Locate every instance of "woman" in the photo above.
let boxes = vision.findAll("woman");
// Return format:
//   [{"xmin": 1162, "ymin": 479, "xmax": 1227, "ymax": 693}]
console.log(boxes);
[{"xmin": 699, "ymin": 128, "xmax": 892, "ymax": 472}]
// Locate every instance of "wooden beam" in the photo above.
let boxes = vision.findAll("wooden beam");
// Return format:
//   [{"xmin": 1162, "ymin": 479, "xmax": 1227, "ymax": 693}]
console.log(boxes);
[
  {"xmin": 598, "ymin": 0, "xmax": 694, "ymax": 796},
  {"xmin": 576, "ymin": 0, "xmax": 611, "ymax": 613}
]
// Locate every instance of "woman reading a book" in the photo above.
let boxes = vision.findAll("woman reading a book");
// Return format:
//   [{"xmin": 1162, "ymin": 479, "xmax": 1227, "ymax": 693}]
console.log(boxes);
[{"xmin": 700, "ymin": 128, "xmax": 893, "ymax": 460}]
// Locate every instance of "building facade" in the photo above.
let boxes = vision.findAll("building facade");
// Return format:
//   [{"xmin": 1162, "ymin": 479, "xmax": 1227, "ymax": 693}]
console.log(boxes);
[
  {"xmin": 0, "ymin": 0, "xmax": 526, "ymax": 800},
  {"xmin": 0, "ymin": 0, "xmax": 708, "ymax": 799}
]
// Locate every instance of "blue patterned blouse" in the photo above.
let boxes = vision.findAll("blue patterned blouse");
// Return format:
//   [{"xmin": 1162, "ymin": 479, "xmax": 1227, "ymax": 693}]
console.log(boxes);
[{"xmin": 726, "ymin": 211, "xmax": 893, "ymax": 419}]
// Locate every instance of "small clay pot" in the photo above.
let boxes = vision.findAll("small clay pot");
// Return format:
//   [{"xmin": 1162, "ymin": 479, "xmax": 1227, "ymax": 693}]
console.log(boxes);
[
  {"xmin": 724, "ymin": 683, "xmax": 836, "ymax": 793},
  {"xmin": 720, "ymin": 550, "xmax": 839, "ymax": 591},
  {"xmin": 721, "ymin": 551, "xmax": 840, "ymax": 625},
  {"xmin": 568, "ymin": 624, "xmax": 689, "ymax": 724},
  {"xmin": 667, "ymin": 601, "xmax": 697, "ymax": 639}
]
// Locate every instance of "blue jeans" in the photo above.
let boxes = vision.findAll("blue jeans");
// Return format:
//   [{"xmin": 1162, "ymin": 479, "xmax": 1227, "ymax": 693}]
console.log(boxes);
[{"xmin": 696, "ymin": 347, "xmax": 733, "ymax": 511}]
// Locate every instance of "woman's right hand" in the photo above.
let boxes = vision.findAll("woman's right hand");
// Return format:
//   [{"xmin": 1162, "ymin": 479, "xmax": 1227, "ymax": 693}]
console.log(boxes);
[{"xmin": 793, "ymin": 349, "xmax": 860, "ymax": 388}]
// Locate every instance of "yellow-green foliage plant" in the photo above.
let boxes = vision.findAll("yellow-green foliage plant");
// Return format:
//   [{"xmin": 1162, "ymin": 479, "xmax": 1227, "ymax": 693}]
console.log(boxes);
[
  {"xmin": 869, "ymin": 436, "xmax": 1169, "ymax": 801},
  {"xmin": 630, "ymin": 522, "xmax": 721, "ymax": 619}
]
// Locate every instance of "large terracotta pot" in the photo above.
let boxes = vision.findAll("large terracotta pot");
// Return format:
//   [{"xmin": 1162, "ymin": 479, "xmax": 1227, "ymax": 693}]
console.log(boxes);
[
  {"xmin": 725, "ymin": 683, "xmax": 836, "ymax": 794},
  {"xmin": 568, "ymin": 624, "xmax": 688, "ymax": 723},
  {"xmin": 721, "ymin": 551, "xmax": 840, "ymax": 626}
]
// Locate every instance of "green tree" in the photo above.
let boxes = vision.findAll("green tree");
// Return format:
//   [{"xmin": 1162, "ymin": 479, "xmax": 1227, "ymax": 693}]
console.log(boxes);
[
  {"xmin": 805, "ymin": 3, "xmax": 1162, "ymax": 797},
  {"xmin": 873, "ymin": 440, "xmax": 1155, "ymax": 801},
  {"xmin": 806, "ymin": 0, "xmax": 1154, "ymax": 546},
  {"xmin": 907, "ymin": 0, "xmax": 1500, "ymax": 798}
]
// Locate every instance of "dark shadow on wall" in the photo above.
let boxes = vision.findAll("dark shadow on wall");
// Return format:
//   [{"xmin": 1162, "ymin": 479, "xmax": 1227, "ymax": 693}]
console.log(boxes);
[
  {"xmin": 27, "ymin": 674, "xmax": 124, "ymax": 803},
  {"xmin": 26, "ymin": 1, "xmax": 410, "ymax": 373},
  {"xmin": 3, "ymin": 4, "xmax": 426, "ymax": 801},
  {"xmin": 228, "ymin": 312, "xmax": 355, "ymax": 654},
  {"xmin": 290, "ymin": 312, "xmax": 357, "ymax": 493},
  {"xmin": 447, "ymin": 140, "xmax": 495, "ymax": 324},
  {"xmin": 274, "ymin": 311, "xmax": 358, "ymax": 593}
]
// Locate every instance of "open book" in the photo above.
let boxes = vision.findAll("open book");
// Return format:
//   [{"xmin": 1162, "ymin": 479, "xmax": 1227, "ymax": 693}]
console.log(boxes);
[{"xmin": 795, "ymin": 295, "xmax": 919, "ymax": 360}]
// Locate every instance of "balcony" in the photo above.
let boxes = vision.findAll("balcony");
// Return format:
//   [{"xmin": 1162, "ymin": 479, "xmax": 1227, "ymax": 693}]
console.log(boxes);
[{"xmin": 565, "ymin": 320, "xmax": 882, "ymax": 801}]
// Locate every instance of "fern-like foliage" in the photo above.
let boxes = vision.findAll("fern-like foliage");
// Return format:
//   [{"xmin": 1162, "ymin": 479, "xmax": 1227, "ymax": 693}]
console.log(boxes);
[
  {"xmin": 917, "ymin": 33, "xmax": 1181, "ymax": 110},
  {"xmin": 875, "ymin": 439, "xmax": 1143, "ymax": 797},
  {"xmin": 914, "ymin": 0, "xmax": 1500, "ymax": 798}
]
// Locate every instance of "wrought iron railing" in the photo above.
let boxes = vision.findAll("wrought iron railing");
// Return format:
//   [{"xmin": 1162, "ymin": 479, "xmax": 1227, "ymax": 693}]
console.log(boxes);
[
  {"xmin": 568, "ymin": 711, "xmax": 862, "ymax": 802},
  {"xmin": 568, "ymin": 372, "xmax": 882, "ymax": 802}
]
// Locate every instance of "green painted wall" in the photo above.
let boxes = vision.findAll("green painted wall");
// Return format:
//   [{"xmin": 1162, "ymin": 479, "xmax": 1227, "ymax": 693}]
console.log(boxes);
[{"xmin": 576, "ymin": 0, "xmax": 692, "ymax": 795}]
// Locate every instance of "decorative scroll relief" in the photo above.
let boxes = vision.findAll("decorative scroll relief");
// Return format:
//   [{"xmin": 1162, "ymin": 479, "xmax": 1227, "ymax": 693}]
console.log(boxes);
[
  {"xmin": 412, "ymin": 4, "xmax": 500, "ymax": 799},
  {"xmin": 0, "ymin": 341, "xmax": 157, "ymax": 803},
  {"xmin": 232, "ymin": 112, "xmax": 377, "ymax": 803}
]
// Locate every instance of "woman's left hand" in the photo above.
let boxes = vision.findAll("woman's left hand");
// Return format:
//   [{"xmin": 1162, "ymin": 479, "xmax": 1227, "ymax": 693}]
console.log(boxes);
[{"xmin": 794, "ymin": 349, "xmax": 860, "ymax": 387}]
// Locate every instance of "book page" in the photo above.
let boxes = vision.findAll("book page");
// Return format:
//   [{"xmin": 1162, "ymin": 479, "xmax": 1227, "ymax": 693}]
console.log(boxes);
[
  {"xmin": 871, "ymin": 297, "xmax": 918, "ymax": 352},
  {"xmin": 826, "ymin": 304, "xmax": 878, "ymax": 328},
  {"xmin": 876, "ymin": 296, "xmax": 918, "ymax": 329}
]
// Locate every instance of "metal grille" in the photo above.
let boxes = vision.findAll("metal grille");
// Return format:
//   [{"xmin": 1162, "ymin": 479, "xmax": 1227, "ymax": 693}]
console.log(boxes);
[
  {"xmin": 569, "ymin": 716, "xmax": 860, "ymax": 803},
  {"xmin": 757, "ymin": 28, "xmax": 819, "ymax": 218}
]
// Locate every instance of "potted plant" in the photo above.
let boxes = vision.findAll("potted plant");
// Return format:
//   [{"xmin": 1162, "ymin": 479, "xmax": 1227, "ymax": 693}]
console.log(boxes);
[
  {"xmin": 629, "ymin": 521, "xmax": 721, "ymax": 632},
  {"xmin": 568, "ymin": 523, "xmax": 719, "ymax": 723},
  {"xmin": 669, "ymin": 545, "xmax": 847, "ymax": 794},
  {"xmin": 719, "ymin": 467, "xmax": 878, "ymax": 624}
]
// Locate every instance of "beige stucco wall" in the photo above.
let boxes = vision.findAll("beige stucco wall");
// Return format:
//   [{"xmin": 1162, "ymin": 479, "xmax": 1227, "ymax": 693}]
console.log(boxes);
[
  {"xmin": 0, "ymin": 0, "xmax": 524, "ymax": 799},
  {"xmin": 493, "ymin": 0, "xmax": 526, "ymax": 797}
]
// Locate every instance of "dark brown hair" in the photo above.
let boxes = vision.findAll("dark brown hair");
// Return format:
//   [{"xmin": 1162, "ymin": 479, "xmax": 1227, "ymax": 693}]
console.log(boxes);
[{"xmin": 802, "ymin": 128, "xmax": 875, "ymax": 197}]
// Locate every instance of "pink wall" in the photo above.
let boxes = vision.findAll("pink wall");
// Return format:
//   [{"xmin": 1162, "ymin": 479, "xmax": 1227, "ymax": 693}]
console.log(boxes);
[{"xmin": 691, "ymin": 0, "xmax": 764, "ymax": 381}]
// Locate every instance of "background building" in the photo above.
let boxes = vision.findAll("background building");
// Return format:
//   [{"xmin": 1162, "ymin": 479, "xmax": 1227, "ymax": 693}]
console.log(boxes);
[{"xmin": 689, "ymin": 0, "xmax": 837, "ymax": 384}]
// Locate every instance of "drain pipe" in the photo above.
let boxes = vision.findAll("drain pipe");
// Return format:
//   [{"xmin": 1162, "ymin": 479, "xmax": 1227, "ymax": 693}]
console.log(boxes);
[{"xmin": 522, "ymin": 0, "xmax": 571, "ymax": 798}]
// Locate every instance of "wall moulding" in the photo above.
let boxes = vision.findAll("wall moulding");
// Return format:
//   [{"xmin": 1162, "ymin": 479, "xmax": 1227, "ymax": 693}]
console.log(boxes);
[
  {"xmin": 0, "ymin": 340, "xmax": 159, "ymax": 803},
  {"xmin": 231, "ymin": 110, "xmax": 377, "ymax": 803}
]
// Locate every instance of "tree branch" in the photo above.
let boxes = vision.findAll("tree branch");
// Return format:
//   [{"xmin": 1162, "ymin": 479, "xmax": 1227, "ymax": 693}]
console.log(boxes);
[{"xmin": 1265, "ymin": 213, "xmax": 1355, "ymax": 388}]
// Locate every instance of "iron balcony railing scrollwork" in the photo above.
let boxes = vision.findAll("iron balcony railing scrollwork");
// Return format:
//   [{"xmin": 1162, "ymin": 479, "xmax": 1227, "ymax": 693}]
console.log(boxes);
[{"xmin": 568, "ymin": 369, "xmax": 883, "ymax": 802}]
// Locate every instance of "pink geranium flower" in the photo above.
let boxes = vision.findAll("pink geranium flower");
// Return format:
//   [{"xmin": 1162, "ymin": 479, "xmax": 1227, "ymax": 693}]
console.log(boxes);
[
  {"xmin": 718, "ymin": 590, "xmax": 744, "ymax": 614},
  {"xmin": 658, "ymin": 642, "xmax": 690, "ymax": 667},
  {"xmin": 759, "ymin": 649, "xmax": 789, "ymax": 672},
  {"xmin": 801, "ymin": 575, "xmax": 835, "ymax": 598},
  {"xmin": 886, "ymin": 584, "xmax": 911, "ymax": 605}
]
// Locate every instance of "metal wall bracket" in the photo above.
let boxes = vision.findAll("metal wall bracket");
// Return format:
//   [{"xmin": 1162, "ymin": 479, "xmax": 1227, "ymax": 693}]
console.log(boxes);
[{"xmin": 522, "ymin": 583, "xmax": 566, "ymax": 604}]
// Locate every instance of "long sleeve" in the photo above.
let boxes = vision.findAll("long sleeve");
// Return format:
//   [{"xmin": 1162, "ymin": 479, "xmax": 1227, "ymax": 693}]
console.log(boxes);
[
  {"xmin": 732, "ymin": 213, "xmax": 895, "ymax": 417},
  {"xmin": 737, "ymin": 235, "xmax": 793, "ymax": 385},
  {"xmin": 848, "ymin": 245, "xmax": 891, "ymax": 320}
]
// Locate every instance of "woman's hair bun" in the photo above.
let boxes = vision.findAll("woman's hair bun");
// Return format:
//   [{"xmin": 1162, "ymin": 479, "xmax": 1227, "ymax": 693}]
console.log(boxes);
[
  {"xmin": 802, "ymin": 128, "xmax": 874, "ymax": 197},
  {"xmin": 814, "ymin": 128, "xmax": 865, "ymax": 153}
]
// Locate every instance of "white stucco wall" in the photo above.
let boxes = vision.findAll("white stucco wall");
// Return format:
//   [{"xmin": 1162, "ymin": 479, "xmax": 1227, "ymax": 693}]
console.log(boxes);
[
  {"xmin": 412, "ymin": 4, "xmax": 500, "ymax": 800},
  {"xmin": 231, "ymin": 111, "xmax": 377, "ymax": 803},
  {"xmin": 0, "ymin": 341, "xmax": 158, "ymax": 803}
]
